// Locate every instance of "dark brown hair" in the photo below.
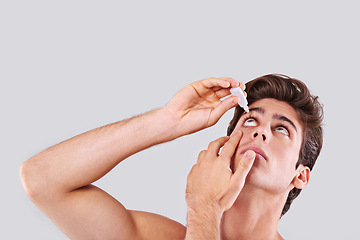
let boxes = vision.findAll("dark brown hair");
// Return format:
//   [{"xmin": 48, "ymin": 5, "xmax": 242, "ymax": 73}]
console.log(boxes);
[{"xmin": 227, "ymin": 74, "xmax": 324, "ymax": 217}]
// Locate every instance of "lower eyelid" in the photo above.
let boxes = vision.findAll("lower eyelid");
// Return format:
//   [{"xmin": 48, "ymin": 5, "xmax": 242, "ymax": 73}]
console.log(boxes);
[
  {"xmin": 274, "ymin": 126, "xmax": 289, "ymax": 134},
  {"xmin": 243, "ymin": 119, "xmax": 257, "ymax": 127},
  {"xmin": 281, "ymin": 129, "xmax": 290, "ymax": 136}
]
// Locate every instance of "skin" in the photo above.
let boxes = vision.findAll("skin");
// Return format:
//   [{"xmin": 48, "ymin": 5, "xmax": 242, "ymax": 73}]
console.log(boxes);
[
  {"xmin": 20, "ymin": 78, "xmax": 310, "ymax": 240},
  {"xmin": 233, "ymin": 99, "xmax": 307, "ymax": 195},
  {"xmin": 220, "ymin": 99, "xmax": 310, "ymax": 240}
]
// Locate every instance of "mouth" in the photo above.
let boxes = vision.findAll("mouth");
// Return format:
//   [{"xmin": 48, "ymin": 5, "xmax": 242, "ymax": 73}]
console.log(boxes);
[{"xmin": 240, "ymin": 146, "xmax": 268, "ymax": 161}]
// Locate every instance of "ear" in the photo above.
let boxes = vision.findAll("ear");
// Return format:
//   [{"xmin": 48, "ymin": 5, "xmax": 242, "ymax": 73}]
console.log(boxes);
[{"xmin": 292, "ymin": 165, "xmax": 310, "ymax": 190}]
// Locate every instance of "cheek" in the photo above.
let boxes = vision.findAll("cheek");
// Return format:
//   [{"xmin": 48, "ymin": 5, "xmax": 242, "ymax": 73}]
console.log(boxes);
[{"xmin": 272, "ymin": 141, "xmax": 300, "ymax": 170}]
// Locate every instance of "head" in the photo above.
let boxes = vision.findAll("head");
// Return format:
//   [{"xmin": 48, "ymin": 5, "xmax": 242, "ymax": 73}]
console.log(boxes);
[{"xmin": 227, "ymin": 74, "xmax": 323, "ymax": 217}]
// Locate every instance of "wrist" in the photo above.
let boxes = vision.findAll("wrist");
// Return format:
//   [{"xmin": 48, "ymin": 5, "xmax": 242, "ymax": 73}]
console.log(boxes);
[
  {"xmin": 186, "ymin": 202, "xmax": 223, "ymax": 240},
  {"xmin": 157, "ymin": 106, "xmax": 182, "ymax": 140},
  {"xmin": 187, "ymin": 200, "xmax": 223, "ymax": 220}
]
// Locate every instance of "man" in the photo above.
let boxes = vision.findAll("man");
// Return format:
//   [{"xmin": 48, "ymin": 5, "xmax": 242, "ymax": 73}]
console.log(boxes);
[{"xmin": 20, "ymin": 74, "xmax": 323, "ymax": 239}]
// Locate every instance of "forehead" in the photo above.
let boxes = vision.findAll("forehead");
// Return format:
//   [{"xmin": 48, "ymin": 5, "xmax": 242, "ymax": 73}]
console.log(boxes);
[{"xmin": 246, "ymin": 98, "xmax": 303, "ymax": 128}]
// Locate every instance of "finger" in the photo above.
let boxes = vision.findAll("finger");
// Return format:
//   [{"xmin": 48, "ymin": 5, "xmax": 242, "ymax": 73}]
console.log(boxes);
[
  {"xmin": 239, "ymin": 82, "xmax": 246, "ymax": 91},
  {"xmin": 218, "ymin": 131, "xmax": 242, "ymax": 161},
  {"xmin": 201, "ymin": 78, "xmax": 231, "ymax": 89},
  {"xmin": 208, "ymin": 96, "xmax": 240, "ymax": 126},
  {"xmin": 207, "ymin": 136, "xmax": 230, "ymax": 156},
  {"xmin": 214, "ymin": 88, "xmax": 231, "ymax": 99},
  {"xmin": 220, "ymin": 150, "xmax": 255, "ymax": 210},
  {"xmin": 231, "ymin": 150, "xmax": 255, "ymax": 190},
  {"xmin": 197, "ymin": 150, "xmax": 207, "ymax": 163},
  {"xmin": 200, "ymin": 78, "xmax": 244, "ymax": 92},
  {"xmin": 218, "ymin": 77, "xmax": 240, "ymax": 88},
  {"xmin": 214, "ymin": 84, "xmax": 246, "ymax": 99}
]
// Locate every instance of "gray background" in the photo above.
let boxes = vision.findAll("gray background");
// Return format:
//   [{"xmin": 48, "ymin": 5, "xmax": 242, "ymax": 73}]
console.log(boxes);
[{"xmin": 1, "ymin": 1, "xmax": 359, "ymax": 239}]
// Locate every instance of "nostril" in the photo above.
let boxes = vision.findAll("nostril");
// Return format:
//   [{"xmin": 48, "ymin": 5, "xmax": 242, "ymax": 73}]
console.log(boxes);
[
  {"xmin": 253, "ymin": 133, "xmax": 258, "ymax": 138},
  {"xmin": 262, "ymin": 134, "xmax": 266, "ymax": 141}
]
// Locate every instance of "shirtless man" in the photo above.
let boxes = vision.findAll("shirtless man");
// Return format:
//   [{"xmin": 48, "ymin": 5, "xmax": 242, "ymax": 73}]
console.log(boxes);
[{"xmin": 20, "ymin": 74, "xmax": 323, "ymax": 239}]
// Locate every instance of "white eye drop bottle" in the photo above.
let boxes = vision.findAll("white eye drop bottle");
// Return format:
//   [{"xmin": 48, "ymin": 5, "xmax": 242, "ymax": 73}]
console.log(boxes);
[{"xmin": 230, "ymin": 87, "xmax": 249, "ymax": 113}]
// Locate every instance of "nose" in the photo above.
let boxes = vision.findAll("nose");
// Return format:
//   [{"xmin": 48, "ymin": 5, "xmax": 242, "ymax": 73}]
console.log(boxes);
[{"xmin": 252, "ymin": 130, "xmax": 267, "ymax": 142}]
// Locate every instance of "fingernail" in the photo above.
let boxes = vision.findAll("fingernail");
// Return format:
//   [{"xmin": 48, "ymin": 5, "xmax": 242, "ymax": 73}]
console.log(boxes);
[
  {"xmin": 223, "ymin": 81, "xmax": 230, "ymax": 88},
  {"xmin": 245, "ymin": 150, "xmax": 255, "ymax": 159},
  {"xmin": 232, "ymin": 97, "xmax": 240, "ymax": 105}
]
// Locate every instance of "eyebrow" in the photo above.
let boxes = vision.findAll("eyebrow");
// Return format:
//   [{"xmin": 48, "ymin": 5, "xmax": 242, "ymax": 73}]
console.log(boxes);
[
  {"xmin": 248, "ymin": 107, "xmax": 264, "ymax": 114},
  {"xmin": 273, "ymin": 114, "xmax": 298, "ymax": 132},
  {"xmin": 247, "ymin": 107, "xmax": 298, "ymax": 132}
]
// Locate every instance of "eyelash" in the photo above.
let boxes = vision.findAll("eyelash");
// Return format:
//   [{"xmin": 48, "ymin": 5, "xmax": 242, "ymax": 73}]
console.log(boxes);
[
  {"xmin": 275, "ymin": 125, "xmax": 290, "ymax": 137},
  {"xmin": 241, "ymin": 114, "xmax": 256, "ymax": 123}
]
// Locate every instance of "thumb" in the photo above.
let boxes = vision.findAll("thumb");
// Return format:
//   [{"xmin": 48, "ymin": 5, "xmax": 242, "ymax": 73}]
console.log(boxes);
[
  {"xmin": 209, "ymin": 96, "xmax": 240, "ymax": 126},
  {"xmin": 235, "ymin": 150, "xmax": 256, "ymax": 177},
  {"xmin": 220, "ymin": 150, "xmax": 256, "ymax": 211}
]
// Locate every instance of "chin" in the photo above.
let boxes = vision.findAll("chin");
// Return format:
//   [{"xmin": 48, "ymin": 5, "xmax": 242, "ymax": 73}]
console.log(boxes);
[{"xmin": 244, "ymin": 167, "xmax": 272, "ymax": 191}]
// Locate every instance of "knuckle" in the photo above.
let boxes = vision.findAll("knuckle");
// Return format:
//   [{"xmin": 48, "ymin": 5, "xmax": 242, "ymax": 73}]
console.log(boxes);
[
  {"xmin": 208, "ymin": 139, "xmax": 220, "ymax": 148},
  {"xmin": 239, "ymin": 159, "xmax": 251, "ymax": 170},
  {"xmin": 188, "ymin": 164, "xmax": 198, "ymax": 175},
  {"xmin": 239, "ymin": 162, "xmax": 249, "ymax": 170},
  {"xmin": 199, "ymin": 150, "xmax": 207, "ymax": 157},
  {"xmin": 200, "ymin": 150, "xmax": 207, "ymax": 154},
  {"xmin": 197, "ymin": 150, "xmax": 207, "ymax": 163}
]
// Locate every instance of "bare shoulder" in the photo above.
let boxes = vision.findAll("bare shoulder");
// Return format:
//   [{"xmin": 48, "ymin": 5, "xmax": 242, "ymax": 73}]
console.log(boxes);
[{"xmin": 129, "ymin": 210, "xmax": 186, "ymax": 240}]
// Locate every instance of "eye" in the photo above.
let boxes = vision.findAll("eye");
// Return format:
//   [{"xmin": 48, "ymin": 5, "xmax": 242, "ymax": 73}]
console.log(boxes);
[
  {"xmin": 275, "ymin": 126, "xmax": 289, "ymax": 136},
  {"xmin": 243, "ymin": 118, "xmax": 257, "ymax": 127}
]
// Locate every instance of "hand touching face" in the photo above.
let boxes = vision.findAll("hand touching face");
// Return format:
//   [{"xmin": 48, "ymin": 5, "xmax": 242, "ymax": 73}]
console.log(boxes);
[
  {"xmin": 186, "ymin": 131, "xmax": 256, "ymax": 213},
  {"xmin": 232, "ymin": 98, "xmax": 308, "ymax": 195}
]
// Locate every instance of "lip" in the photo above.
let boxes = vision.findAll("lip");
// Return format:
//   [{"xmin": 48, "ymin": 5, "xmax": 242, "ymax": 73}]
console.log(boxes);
[{"xmin": 240, "ymin": 146, "xmax": 268, "ymax": 161}]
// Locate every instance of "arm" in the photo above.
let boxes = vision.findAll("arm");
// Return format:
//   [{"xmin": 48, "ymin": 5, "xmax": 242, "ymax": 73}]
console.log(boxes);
[
  {"xmin": 20, "ymin": 77, "xmax": 243, "ymax": 240},
  {"xmin": 185, "ymin": 132, "xmax": 256, "ymax": 240},
  {"xmin": 21, "ymin": 109, "xmax": 176, "ymax": 195}
]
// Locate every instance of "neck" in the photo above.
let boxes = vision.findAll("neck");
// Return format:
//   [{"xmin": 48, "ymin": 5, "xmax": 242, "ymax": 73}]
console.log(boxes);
[{"xmin": 220, "ymin": 185, "xmax": 287, "ymax": 240}]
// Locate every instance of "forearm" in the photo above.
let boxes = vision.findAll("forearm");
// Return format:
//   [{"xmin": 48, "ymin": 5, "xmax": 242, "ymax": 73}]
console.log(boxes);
[
  {"xmin": 185, "ymin": 204, "xmax": 223, "ymax": 240},
  {"xmin": 21, "ymin": 107, "xmax": 178, "ymax": 196}
]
